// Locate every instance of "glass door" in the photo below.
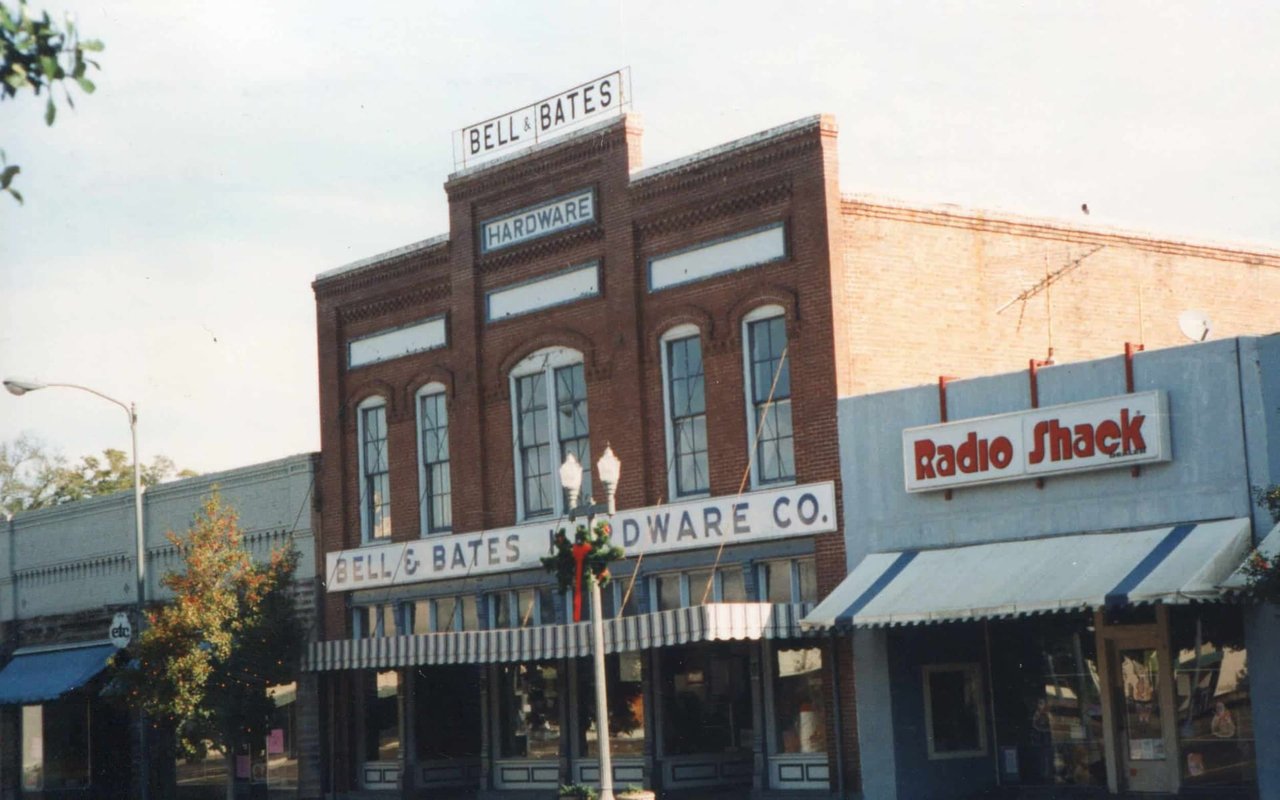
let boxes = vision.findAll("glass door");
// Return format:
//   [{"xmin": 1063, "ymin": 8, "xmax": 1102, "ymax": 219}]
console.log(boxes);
[{"xmin": 1108, "ymin": 637, "xmax": 1176, "ymax": 793}]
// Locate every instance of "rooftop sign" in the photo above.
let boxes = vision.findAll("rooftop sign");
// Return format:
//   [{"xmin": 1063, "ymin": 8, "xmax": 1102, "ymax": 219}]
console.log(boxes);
[
  {"xmin": 903, "ymin": 391, "xmax": 1171, "ymax": 493},
  {"xmin": 454, "ymin": 68, "xmax": 630, "ymax": 168}
]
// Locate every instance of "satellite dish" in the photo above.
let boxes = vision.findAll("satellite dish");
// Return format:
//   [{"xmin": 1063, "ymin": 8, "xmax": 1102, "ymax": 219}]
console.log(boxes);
[{"xmin": 1177, "ymin": 310, "xmax": 1213, "ymax": 342}]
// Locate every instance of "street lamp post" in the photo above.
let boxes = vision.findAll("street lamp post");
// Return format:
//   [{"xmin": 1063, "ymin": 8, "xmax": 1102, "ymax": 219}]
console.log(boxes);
[
  {"xmin": 559, "ymin": 445, "xmax": 621, "ymax": 800},
  {"xmin": 4, "ymin": 377, "xmax": 149, "ymax": 800}
]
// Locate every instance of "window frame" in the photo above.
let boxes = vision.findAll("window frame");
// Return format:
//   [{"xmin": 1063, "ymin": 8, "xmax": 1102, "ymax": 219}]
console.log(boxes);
[
  {"xmin": 356, "ymin": 396, "xmax": 391, "ymax": 543},
  {"xmin": 741, "ymin": 305, "xmax": 795, "ymax": 488},
  {"xmin": 414, "ymin": 382, "xmax": 452, "ymax": 536},
  {"xmin": 921, "ymin": 662, "xmax": 988, "ymax": 760},
  {"xmin": 756, "ymin": 557, "xmax": 817, "ymax": 604},
  {"xmin": 508, "ymin": 347, "xmax": 589, "ymax": 522},
  {"xmin": 659, "ymin": 324, "xmax": 710, "ymax": 500}
]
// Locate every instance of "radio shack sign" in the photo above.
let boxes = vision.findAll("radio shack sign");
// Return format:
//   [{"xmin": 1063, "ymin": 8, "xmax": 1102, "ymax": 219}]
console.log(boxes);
[
  {"xmin": 455, "ymin": 69, "xmax": 629, "ymax": 168},
  {"xmin": 903, "ymin": 391, "xmax": 1171, "ymax": 493}
]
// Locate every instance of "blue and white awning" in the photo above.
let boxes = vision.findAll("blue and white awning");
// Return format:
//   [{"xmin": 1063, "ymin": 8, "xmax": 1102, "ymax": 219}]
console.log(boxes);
[
  {"xmin": 803, "ymin": 518, "xmax": 1252, "ymax": 629},
  {"xmin": 1221, "ymin": 521, "xmax": 1280, "ymax": 592},
  {"xmin": 304, "ymin": 602, "xmax": 816, "ymax": 672}
]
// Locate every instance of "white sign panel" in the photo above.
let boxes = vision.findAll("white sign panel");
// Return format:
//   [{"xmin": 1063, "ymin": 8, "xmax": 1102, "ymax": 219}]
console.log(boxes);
[
  {"xmin": 325, "ymin": 482, "xmax": 836, "ymax": 592},
  {"xmin": 109, "ymin": 612, "xmax": 133, "ymax": 648},
  {"xmin": 480, "ymin": 189, "xmax": 595, "ymax": 254},
  {"xmin": 486, "ymin": 262, "xmax": 600, "ymax": 322},
  {"xmin": 348, "ymin": 316, "xmax": 447, "ymax": 369},
  {"xmin": 456, "ymin": 69, "xmax": 629, "ymax": 167},
  {"xmin": 903, "ymin": 391, "xmax": 1171, "ymax": 493}
]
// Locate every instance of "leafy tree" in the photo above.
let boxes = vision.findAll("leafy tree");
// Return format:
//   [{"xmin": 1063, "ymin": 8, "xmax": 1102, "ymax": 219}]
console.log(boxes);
[
  {"xmin": 115, "ymin": 493, "xmax": 305, "ymax": 790},
  {"xmin": 1, "ymin": 0, "xmax": 103, "ymax": 203},
  {"xmin": 1, "ymin": 434, "xmax": 194, "ymax": 516}
]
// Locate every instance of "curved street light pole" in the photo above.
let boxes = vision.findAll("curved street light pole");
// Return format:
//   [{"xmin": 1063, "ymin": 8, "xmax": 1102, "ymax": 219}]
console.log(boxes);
[{"xmin": 3, "ymin": 378, "xmax": 149, "ymax": 800}]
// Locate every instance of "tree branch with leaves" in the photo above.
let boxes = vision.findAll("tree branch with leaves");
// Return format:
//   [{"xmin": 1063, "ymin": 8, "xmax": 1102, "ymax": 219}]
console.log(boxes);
[{"xmin": 1, "ymin": 0, "xmax": 103, "ymax": 203}]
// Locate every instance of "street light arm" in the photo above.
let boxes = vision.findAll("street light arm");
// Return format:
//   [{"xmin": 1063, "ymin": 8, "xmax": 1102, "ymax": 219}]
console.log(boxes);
[{"xmin": 39, "ymin": 382, "xmax": 135, "ymax": 422}]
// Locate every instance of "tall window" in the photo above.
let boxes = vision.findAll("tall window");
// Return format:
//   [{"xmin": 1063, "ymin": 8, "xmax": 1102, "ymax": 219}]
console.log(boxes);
[
  {"xmin": 358, "ymin": 398, "xmax": 391, "ymax": 541},
  {"xmin": 416, "ymin": 384, "xmax": 451, "ymax": 534},
  {"xmin": 662, "ymin": 326, "xmax": 708, "ymax": 498},
  {"xmin": 511, "ymin": 348, "xmax": 589, "ymax": 520},
  {"xmin": 744, "ymin": 308, "xmax": 794, "ymax": 486}
]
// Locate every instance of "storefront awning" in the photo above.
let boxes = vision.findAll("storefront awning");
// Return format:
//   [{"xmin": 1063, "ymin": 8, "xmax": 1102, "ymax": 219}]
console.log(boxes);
[
  {"xmin": 0, "ymin": 642, "xmax": 118, "ymax": 705},
  {"xmin": 802, "ymin": 518, "xmax": 1251, "ymax": 629},
  {"xmin": 304, "ymin": 602, "xmax": 817, "ymax": 671},
  {"xmin": 1220, "ymin": 521, "xmax": 1280, "ymax": 592}
]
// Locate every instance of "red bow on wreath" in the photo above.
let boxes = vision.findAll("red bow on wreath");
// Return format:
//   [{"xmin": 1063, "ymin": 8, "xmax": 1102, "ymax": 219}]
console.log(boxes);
[{"xmin": 541, "ymin": 520, "xmax": 624, "ymax": 622}]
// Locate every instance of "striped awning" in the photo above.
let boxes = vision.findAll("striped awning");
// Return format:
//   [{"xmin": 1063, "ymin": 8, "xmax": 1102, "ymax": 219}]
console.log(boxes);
[
  {"xmin": 304, "ymin": 602, "xmax": 816, "ymax": 672},
  {"xmin": 803, "ymin": 518, "xmax": 1252, "ymax": 629}
]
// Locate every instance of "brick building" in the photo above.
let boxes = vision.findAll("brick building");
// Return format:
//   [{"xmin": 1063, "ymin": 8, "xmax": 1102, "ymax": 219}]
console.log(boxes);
[{"xmin": 305, "ymin": 111, "xmax": 1280, "ymax": 798}]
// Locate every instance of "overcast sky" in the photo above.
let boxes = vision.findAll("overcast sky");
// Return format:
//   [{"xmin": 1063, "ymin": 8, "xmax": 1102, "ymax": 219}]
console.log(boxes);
[{"xmin": 2, "ymin": 0, "xmax": 1277, "ymax": 477}]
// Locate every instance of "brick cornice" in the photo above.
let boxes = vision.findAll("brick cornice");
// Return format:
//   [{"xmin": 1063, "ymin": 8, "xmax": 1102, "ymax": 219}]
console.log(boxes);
[
  {"xmin": 476, "ymin": 225, "xmax": 605, "ymax": 275},
  {"xmin": 314, "ymin": 245, "xmax": 450, "ymax": 299},
  {"xmin": 635, "ymin": 180, "xmax": 793, "ymax": 239},
  {"xmin": 630, "ymin": 132, "xmax": 820, "ymax": 203},
  {"xmin": 337, "ymin": 281, "xmax": 452, "ymax": 324},
  {"xmin": 446, "ymin": 126, "xmax": 627, "ymax": 202}
]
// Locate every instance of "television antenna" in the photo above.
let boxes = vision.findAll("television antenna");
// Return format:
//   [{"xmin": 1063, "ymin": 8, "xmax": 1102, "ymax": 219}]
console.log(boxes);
[{"xmin": 1177, "ymin": 310, "xmax": 1213, "ymax": 342}]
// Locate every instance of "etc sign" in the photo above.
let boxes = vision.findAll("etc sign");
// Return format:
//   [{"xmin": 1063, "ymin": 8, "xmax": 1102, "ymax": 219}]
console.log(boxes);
[{"xmin": 903, "ymin": 391, "xmax": 1171, "ymax": 492}]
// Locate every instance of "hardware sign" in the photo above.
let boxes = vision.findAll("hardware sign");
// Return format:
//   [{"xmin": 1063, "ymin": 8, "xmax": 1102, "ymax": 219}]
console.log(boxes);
[
  {"xmin": 456, "ymin": 69, "xmax": 628, "ymax": 167},
  {"xmin": 903, "ymin": 391, "xmax": 1171, "ymax": 492},
  {"xmin": 325, "ymin": 481, "xmax": 836, "ymax": 592},
  {"xmin": 480, "ymin": 188, "xmax": 595, "ymax": 254}
]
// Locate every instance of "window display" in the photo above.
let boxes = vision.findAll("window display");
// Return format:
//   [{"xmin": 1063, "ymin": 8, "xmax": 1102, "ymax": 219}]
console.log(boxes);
[
  {"xmin": 578, "ymin": 652, "xmax": 646, "ymax": 757},
  {"xmin": 773, "ymin": 647, "xmax": 826, "ymax": 754},
  {"xmin": 22, "ymin": 701, "xmax": 90, "ymax": 790},
  {"xmin": 660, "ymin": 644, "xmax": 752, "ymax": 755},
  {"xmin": 498, "ymin": 662, "xmax": 561, "ymax": 759},
  {"xmin": 362, "ymin": 670, "xmax": 401, "ymax": 761},
  {"xmin": 923, "ymin": 664, "xmax": 986, "ymax": 758},
  {"xmin": 1171, "ymin": 608, "xmax": 1255, "ymax": 787},
  {"xmin": 415, "ymin": 666, "xmax": 481, "ymax": 761}
]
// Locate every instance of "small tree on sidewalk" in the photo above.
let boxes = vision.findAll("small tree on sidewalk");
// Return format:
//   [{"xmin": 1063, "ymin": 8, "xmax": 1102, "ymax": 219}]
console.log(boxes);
[{"xmin": 115, "ymin": 492, "xmax": 305, "ymax": 796}]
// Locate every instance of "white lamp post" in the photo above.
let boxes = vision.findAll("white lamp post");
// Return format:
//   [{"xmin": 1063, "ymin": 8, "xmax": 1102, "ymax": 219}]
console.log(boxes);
[
  {"xmin": 4, "ymin": 377, "xmax": 150, "ymax": 800},
  {"xmin": 559, "ymin": 445, "xmax": 621, "ymax": 800}
]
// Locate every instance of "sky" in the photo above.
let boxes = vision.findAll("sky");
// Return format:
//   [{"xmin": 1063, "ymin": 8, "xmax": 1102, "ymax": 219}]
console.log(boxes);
[{"xmin": 2, "ymin": 1, "xmax": 1278, "ymax": 477}]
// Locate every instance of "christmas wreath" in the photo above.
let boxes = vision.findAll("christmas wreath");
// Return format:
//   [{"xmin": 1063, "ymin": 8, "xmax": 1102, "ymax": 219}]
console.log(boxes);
[{"xmin": 541, "ymin": 519, "xmax": 624, "ymax": 622}]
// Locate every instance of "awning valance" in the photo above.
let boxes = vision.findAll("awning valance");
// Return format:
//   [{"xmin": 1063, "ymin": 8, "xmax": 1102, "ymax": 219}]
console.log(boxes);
[
  {"xmin": 803, "ymin": 518, "xmax": 1251, "ymax": 629},
  {"xmin": 0, "ymin": 642, "xmax": 117, "ymax": 705},
  {"xmin": 304, "ymin": 602, "xmax": 816, "ymax": 672}
]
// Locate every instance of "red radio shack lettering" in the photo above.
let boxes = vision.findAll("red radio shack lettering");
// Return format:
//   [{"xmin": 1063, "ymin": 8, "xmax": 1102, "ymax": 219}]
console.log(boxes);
[
  {"xmin": 914, "ymin": 432, "xmax": 1014, "ymax": 480},
  {"xmin": 1028, "ymin": 409, "xmax": 1145, "ymax": 464}
]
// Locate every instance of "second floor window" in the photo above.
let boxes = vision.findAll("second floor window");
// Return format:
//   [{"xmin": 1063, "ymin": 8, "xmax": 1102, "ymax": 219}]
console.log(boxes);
[
  {"xmin": 662, "ymin": 328, "xmax": 708, "ymax": 498},
  {"xmin": 417, "ymin": 385, "xmax": 451, "ymax": 534},
  {"xmin": 511, "ymin": 348, "xmax": 589, "ymax": 520},
  {"xmin": 745, "ymin": 309, "xmax": 794, "ymax": 485},
  {"xmin": 359, "ymin": 399, "xmax": 391, "ymax": 541}
]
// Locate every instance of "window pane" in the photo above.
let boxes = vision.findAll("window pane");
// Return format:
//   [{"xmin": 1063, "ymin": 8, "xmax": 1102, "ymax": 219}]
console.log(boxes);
[
  {"xmin": 460, "ymin": 596, "xmax": 478, "ymax": 631},
  {"xmin": 498, "ymin": 662, "xmax": 561, "ymax": 759},
  {"xmin": 412, "ymin": 600, "xmax": 430, "ymax": 635},
  {"xmin": 667, "ymin": 336, "xmax": 709, "ymax": 496},
  {"xmin": 554, "ymin": 361, "xmax": 590, "ymax": 502},
  {"xmin": 720, "ymin": 567, "xmax": 747, "ymax": 602},
  {"xmin": 361, "ymin": 405, "xmax": 391, "ymax": 539},
  {"xmin": 762, "ymin": 562, "xmax": 793, "ymax": 604},
  {"xmin": 22, "ymin": 705, "xmax": 42, "ymax": 790},
  {"xmin": 579, "ymin": 652, "xmax": 646, "ymax": 757},
  {"xmin": 538, "ymin": 587, "xmax": 558, "ymax": 624},
  {"xmin": 656, "ymin": 574, "xmax": 682, "ymax": 611},
  {"xmin": 415, "ymin": 666, "xmax": 481, "ymax": 760},
  {"xmin": 1172, "ymin": 608, "xmax": 1254, "ymax": 787},
  {"xmin": 364, "ymin": 671, "xmax": 401, "ymax": 761},
  {"xmin": 927, "ymin": 667, "xmax": 983, "ymax": 755},
  {"xmin": 380, "ymin": 604, "xmax": 398, "ymax": 637},
  {"xmin": 796, "ymin": 559, "xmax": 817, "ymax": 604},
  {"xmin": 774, "ymin": 648, "xmax": 826, "ymax": 754},
  {"xmin": 688, "ymin": 570, "xmax": 714, "ymax": 605},
  {"xmin": 517, "ymin": 374, "xmax": 555, "ymax": 517},
  {"xmin": 434, "ymin": 597, "xmax": 458, "ymax": 632},
  {"xmin": 748, "ymin": 317, "xmax": 794, "ymax": 484},
  {"xmin": 660, "ymin": 644, "xmax": 752, "ymax": 756},
  {"xmin": 420, "ymin": 392, "xmax": 452, "ymax": 532}
]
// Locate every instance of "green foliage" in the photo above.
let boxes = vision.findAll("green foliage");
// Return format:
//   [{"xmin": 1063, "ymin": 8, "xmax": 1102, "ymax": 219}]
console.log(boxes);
[
  {"xmin": 1, "ymin": 0, "xmax": 103, "ymax": 203},
  {"xmin": 1242, "ymin": 484, "xmax": 1280, "ymax": 605},
  {"xmin": 541, "ymin": 518, "xmax": 624, "ymax": 592},
  {"xmin": 0, "ymin": 434, "xmax": 196, "ymax": 516},
  {"xmin": 114, "ymin": 492, "xmax": 305, "ymax": 758},
  {"xmin": 558, "ymin": 784, "xmax": 599, "ymax": 799}
]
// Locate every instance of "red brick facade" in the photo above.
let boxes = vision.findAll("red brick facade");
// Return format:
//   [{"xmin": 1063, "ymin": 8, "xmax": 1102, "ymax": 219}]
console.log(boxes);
[{"xmin": 311, "ymin": 112, "xmax": 1280, "ymax": 795}]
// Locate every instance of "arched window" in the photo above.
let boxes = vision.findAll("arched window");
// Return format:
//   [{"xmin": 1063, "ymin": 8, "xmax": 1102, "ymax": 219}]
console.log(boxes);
[
  {"xmin": 742, "ymin": 306, "xmax": 794, "ymax": 487},
  {"xmin": 509, "ymin": 347, "xmax": 590, "ymax": 520},
  {"xmin": 660, "ymin": 324, "xmax": 709, "ymax": 499},
  {"xmin": 415, "ymin": 382, "xmax": 451, "ymax": 535},
  {"xmin": 356, "ymin": 395, "xmax": 391, "ymax": 541}
]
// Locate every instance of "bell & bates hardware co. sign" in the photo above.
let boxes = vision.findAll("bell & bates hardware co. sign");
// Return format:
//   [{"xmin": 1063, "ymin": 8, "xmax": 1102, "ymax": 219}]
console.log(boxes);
[
  {"xmin": 903, "ymin": 391, "xmax": 1171, "ymax": 493},
  {"xmin": 325, "ymin": 481, "xmax": 835, "ymax": 592}
]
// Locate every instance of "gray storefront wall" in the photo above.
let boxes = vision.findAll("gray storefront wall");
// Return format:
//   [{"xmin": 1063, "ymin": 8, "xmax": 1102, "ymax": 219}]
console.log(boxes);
[{"xmin": 833, "ymin": 336, "xmax": 1280, "ymax": 800}]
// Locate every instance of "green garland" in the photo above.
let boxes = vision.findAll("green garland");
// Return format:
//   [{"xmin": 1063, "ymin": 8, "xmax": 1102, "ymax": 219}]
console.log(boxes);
[{"xmin": 541, "ymin": 519, "xmax": 624, "ymax": 591}]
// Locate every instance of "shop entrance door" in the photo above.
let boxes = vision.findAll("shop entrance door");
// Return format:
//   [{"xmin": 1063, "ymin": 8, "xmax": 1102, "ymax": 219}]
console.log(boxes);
[{"xmin": 1105, "ymin": 630, "xmax": 1177, "ymax": 794}]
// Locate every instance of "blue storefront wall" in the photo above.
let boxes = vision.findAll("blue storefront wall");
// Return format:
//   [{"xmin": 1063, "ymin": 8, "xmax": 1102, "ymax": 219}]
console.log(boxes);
[{"xmin": 837, "ymin": 335, "xmax": 1280, "ymax": 799}]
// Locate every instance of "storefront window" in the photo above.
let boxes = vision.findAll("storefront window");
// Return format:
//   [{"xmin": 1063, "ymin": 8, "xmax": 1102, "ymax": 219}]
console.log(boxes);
[
  {"xmin": 498, "ymin": 662, "xmax": 561, "ymax": 759},
  {"xmin": 22, "ymin": 700, "xmax": 90, "ymax": 790},
  {"xmin": 266, "ymin": 682, "xmax": 298, "ymax": 789},
  {"xmin": 1171, "ymin": 607, "xmax": 1254, "ymax": 787},
  {"xmin": 492, "ymin": 588, "xmax": 556, "ymax": 628},
  {"xmin": 415, "ymin": 666, "xmax": 481, "ymax": 760},
  {"xmin": 759, "ymin": 558, "xmax": 817, "ymax": 603},
  {"xmin": 601, "ymin": 580, "xmax": 640, "ymax": 618},
  {"xmin": 721, "ymin": 566, "xmax": 747, "ymax": 602},
  {"xmin": 659, "ymin": 644, "xmax": 752, "ymax": 755},
  {"xmin": 773, "ymin": 647, "xmax": 826, "ymax": 754},
  {"xmin": 990, "ymin": 616, "xmax": 1105, "ymax": 786},
  {"xmin": 923, "ymin": 664, "xmax": 986, "ymax": 758},
  {"xmin": 362, "ymin": 670, "xmax": 401, "ymax": 762},
  {"xmin": 578, "ymin": 652, "xmax": 646, "ymax": 757},
  {"xmin": 655, "ymin": 574, "xmax": 682, "ymax": 611}
]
